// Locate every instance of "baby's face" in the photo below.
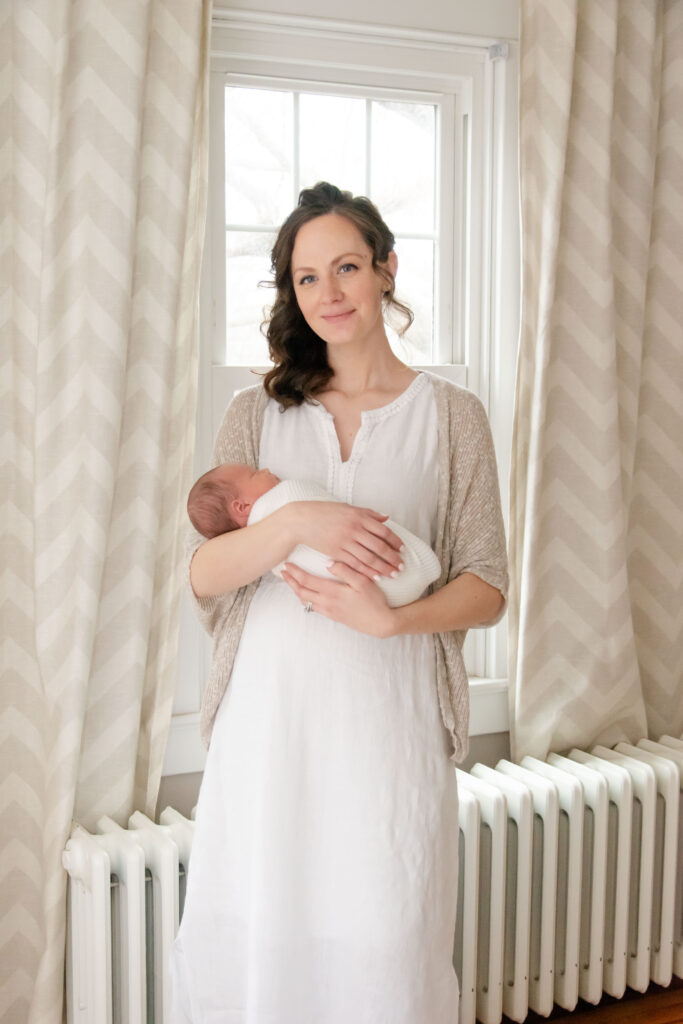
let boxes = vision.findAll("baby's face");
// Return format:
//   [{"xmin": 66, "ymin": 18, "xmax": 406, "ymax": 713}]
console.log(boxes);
[{"xmin": 219, "ymin": 464, "xmax": 280, "ymax": 505}]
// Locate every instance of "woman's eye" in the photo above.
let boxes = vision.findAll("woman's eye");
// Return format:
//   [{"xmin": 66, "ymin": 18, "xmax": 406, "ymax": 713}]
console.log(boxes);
[
  {"xmin": 339, "ymin": 263, "xmax": 357, "ymax": 274},
  {"xmin": 298, "ymin": 274, "xmax": 315, "ymax": 286}
]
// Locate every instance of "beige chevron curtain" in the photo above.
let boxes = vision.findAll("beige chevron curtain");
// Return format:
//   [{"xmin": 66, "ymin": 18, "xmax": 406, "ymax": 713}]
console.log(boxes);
[
  {"xmin": 0, "ymin": 2, "xmax": 211, "ymax": 1021},
  {"xmin": 509, "ymin": 0, "xmax": 683, "ymax": 761}
]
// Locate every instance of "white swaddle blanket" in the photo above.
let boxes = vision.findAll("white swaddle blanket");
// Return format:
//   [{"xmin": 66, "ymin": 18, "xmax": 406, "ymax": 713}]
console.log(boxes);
[{"xmin": 248, "ymin": 479, "xmax": 441, "ymax": 608}]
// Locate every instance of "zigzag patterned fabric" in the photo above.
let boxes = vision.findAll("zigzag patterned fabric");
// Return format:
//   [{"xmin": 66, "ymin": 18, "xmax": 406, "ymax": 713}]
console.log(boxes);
[
  {"xmin": 509, "ymin": 1, "xmax": 683, "ymax": 761},
  {"xmin": 0, "ymin": 2, "xmax": 210, "ymax": 1021}
]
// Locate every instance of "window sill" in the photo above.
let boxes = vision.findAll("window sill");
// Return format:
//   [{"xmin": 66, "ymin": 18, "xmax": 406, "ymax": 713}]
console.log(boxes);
[{"xmin": 467, "ymin": 676, "xmax": 509, "ymax": 736}]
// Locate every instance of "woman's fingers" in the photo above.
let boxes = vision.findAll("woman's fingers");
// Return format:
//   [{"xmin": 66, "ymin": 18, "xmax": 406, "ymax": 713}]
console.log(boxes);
[
  {"xmin": 324, "ymin": 551, "xmax": 376, "ymax": 580},
  {"xmin": 284, "ymin": 561, "xmax": 374, "ymax": 598},
  {"xmin": 325, "ymin": 561, "xmax": 374, "ymax": 588},
  {"xmin": 279, "ymin": 569, "xmax": 316, "ymax": 610},
  {"xmin": 281, "ymin": 564, "xmax": 339, "ymax": 602},
  {"xmin": 356, "ymin": 511, "xmax": 403, "ymax": 551},
  {"xmin": 345, "ymin": 516, "xmax": 404, "ymax": 574},
  {"xmin": 292, "ymin": 501, "xmax": 403, "ymax": 573},
  {"xmin": 343, "ymin": 540, "xmax": 404, "ymax": 579}
]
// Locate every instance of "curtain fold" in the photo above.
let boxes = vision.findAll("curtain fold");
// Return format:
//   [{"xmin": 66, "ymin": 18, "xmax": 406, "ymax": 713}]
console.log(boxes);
[
  {"xmin": 0, "ymin": 2, "xmax": 211, "ymax": 1020},
  {"xmin": 509, "ymin": 0, "xmax": 683, "ymax": 760}
]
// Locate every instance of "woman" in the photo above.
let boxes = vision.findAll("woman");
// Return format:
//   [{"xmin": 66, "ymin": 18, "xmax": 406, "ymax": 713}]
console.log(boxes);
[{"xmin": 170, "ymin": 182, "xmax": 508, "ymax": 1024}]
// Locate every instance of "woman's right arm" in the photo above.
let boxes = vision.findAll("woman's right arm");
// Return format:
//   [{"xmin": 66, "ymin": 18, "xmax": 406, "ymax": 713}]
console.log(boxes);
[{"xmin": 190, "ymin": 500, "xmax": 405, "ymax": 598}]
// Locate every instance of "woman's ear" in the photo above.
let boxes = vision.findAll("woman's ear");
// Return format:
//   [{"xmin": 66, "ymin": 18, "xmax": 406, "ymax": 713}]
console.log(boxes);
[{"xmin": 379, "ymin": 250, "xmax": 398, "ymax": 297}]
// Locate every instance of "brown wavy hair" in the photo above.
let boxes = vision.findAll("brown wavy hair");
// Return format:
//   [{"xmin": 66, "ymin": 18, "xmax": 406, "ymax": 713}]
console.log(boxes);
[{"xmin": 261, "ymin": 182, "xmax": 413, "ymax": 408}]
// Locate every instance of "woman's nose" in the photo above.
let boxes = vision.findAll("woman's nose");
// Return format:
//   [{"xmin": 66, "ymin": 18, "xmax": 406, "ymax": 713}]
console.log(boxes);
[{"xmin": 320, "ymin": 274, "xmax": 342, "ymax": 302}]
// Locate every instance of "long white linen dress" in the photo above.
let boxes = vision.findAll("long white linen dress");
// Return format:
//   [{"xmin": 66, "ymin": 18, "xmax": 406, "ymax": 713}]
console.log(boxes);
[{"xmin": 170, "ymin": 373, "xmax": 460, "ymax": 1024}]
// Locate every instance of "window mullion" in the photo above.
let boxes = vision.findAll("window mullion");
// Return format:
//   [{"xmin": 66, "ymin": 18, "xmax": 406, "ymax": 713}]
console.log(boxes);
[
  {"xmin": 437, "ymin": 93, "xmax": 457, "ymax": 365},
  {"xmin": 212, "ymin": 72, "xmax": 227, "ymax": 366}
]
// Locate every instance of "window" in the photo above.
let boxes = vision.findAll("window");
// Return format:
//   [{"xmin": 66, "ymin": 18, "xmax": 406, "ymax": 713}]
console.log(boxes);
[
  {"xmin": 224, "ymin": 84, "xmax": 439, "ymax": 365},
  {"xmin": 164, "ymin": 11, "xmax": 519, "ymax": 776},
  {"xmin": 203, "ymin": 14, "xmax": 514, "ymax": 386}
]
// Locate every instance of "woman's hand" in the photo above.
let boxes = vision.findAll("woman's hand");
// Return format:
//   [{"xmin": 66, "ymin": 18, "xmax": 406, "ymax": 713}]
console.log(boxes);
[
  {"xmin": 280, "ymin": 561, "xmax": 397, "ymax": 638},
  {"xmin": 284, "ymin": 500, "xmax": 404, "ymax": 580},
  {"xmin": 282, "ymin": 562, "xmax": 505, "ymax": 638}
]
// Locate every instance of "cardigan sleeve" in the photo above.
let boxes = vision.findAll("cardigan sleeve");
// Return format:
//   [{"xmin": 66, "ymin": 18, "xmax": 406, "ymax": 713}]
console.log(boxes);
[
  {"xmin": 185, "ymin": 384, "xmax": 265, "ymax": 637},
  {"xmin": 446, "ymin": 392, "xmax": 509, "ymax": 610}
]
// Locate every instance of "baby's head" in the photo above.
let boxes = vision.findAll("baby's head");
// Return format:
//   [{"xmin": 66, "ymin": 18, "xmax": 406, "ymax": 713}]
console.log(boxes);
[{"xmin": 188, "ymin": 463, "xmax": 280, "ymax": 538}]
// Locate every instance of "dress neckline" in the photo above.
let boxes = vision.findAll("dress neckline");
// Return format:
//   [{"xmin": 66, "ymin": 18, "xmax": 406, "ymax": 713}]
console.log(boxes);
[
  {"xmin": 313, "ymin": 371, "xmax": 426, "ymax": 425},
  {"xmin": 312, "ymin": 372, "xmax": 428, "ymax": 470}
]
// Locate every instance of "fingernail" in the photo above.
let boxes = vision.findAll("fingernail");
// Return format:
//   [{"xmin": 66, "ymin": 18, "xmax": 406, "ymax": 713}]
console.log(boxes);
[
  {"xmin": 373, "ymin": 574, "xmax": 381, "ymax": 581},
  {"xmin": 390, "ymin": 570, "xmax": 398, "ymax": 578},
  {"xmin": 398, "ymin": 562, "xmax": 405, "ymax": 571},
  {"xmin": 400, "ymin": 544, "xmax": 406, "ymax": 552}
]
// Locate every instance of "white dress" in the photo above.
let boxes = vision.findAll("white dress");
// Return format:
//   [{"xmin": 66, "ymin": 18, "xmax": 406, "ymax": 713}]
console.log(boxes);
[{"xmin": 170, "ymin": 373, "xmax": 460, "ymax": 1024}]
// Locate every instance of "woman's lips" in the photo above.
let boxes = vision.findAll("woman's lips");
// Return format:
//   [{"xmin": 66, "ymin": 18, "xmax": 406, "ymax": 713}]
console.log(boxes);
[{"xmin": 321, "ymin": 310, "xmax": 354, "ymax": 322}]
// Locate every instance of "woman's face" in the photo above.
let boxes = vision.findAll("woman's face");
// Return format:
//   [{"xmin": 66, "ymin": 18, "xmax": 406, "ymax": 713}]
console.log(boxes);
[{"xmin": 290, "ymin": 213, "xmax": 397, "ymax": 350}]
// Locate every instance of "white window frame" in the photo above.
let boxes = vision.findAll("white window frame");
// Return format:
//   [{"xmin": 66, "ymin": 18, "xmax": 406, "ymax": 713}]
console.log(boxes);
[{"xmin": 164, "ymin": 9, "xmax": 519, "ymax": 776}]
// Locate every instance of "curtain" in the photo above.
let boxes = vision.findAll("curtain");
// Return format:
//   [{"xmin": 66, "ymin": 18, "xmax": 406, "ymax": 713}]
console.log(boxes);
[
  {"xmin": 509, "ymin": 0, "xmax": 683, "ymax": 760},
  {"xmin": 0, "ymin": 2, "xmax": 211, "ymax": 1020}
]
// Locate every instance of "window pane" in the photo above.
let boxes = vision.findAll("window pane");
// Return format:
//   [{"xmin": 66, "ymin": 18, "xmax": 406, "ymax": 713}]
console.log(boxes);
[
  {"xmin": 226, "ymin": 231, "xmax": 274, "ymax": 364},
  {"xmin": 299, "ymin": 93, "xmax": 366, "ymax": 195},
  {"xmin": 388, "ymin": 238, "xmax": 434, "ymax": 363},
  {"xmin": 371, "ymin": 101, "xmax": 436, "ymax": 233},
  {"xmin": 226, "ymin": 88, "xmax": 293, "ymax": 225}
]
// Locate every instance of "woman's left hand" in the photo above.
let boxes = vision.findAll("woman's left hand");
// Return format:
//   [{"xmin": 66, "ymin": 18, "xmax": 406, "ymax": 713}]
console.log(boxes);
[{"xmin": 280, "ymin": 561, "xmax": 396, "ymax": 638}]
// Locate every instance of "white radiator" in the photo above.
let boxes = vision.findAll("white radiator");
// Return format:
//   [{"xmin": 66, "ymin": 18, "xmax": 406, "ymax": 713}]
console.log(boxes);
[
  {"xmin": 455, "ymin": 734, "xmax": 683, "ymax": 1024},
  {"xmin": 63, "ymin": 734, "xmax": 683, "ymax": 1023},
  {"xmin": 63, "ymin": 808, "xmax": 195, "ymax": 1024}
]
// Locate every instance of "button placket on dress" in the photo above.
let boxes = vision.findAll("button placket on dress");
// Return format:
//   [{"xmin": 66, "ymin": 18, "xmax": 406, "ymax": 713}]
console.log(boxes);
[
  {"xmin": 313, "ymin": 374, "xmax": 428, "ymax": 505},
  {"xmin": 314, "ymin": 404, "xmax": 370, "ymax": 501}
]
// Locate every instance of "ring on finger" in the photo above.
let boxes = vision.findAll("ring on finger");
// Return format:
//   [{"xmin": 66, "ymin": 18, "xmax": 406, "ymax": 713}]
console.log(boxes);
[{"xmin": 303, "ymin": 601, "xmax": 313, "ymax": 613}]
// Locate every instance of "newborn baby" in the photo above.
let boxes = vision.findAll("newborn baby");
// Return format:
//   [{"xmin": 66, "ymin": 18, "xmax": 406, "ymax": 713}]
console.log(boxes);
[{"xmin": 187, "ymin": 463, "xmax": 441, "ymax": 608}]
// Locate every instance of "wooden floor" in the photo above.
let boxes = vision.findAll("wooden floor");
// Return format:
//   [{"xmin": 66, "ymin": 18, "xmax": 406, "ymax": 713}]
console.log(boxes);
[{"xmin": 504, "ymin": 977, "xmax": 683, "ymax": 1024}]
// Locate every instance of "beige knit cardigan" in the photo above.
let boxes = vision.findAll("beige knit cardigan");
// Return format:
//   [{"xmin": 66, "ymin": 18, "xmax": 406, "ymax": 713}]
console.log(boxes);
[{"xmin": 186, "ymin": 371, "xmax": 508, "ymax": 763}]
